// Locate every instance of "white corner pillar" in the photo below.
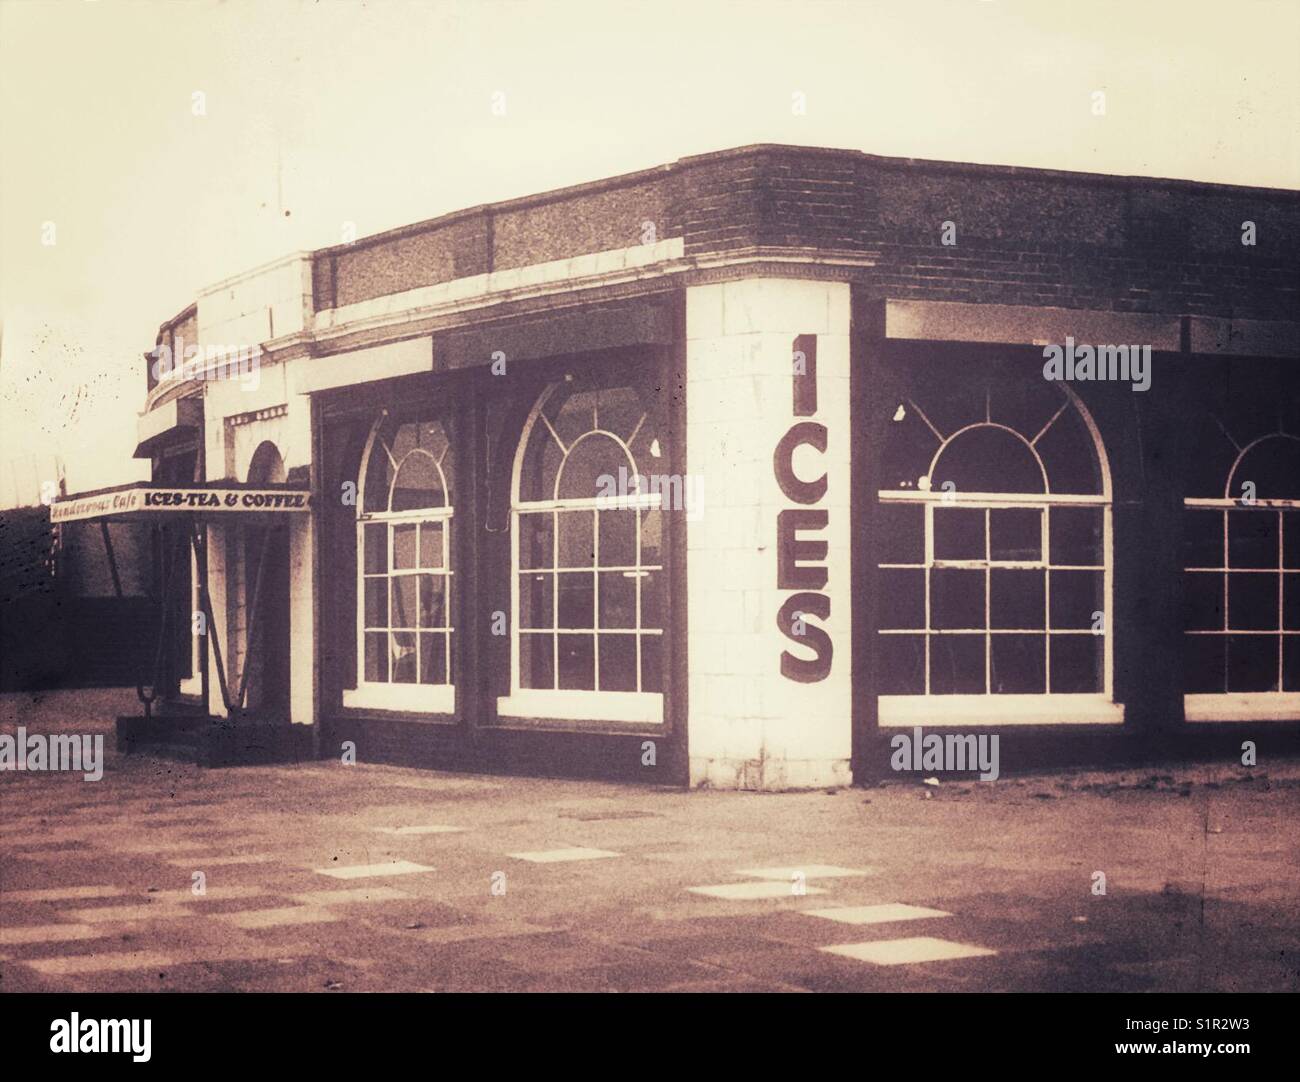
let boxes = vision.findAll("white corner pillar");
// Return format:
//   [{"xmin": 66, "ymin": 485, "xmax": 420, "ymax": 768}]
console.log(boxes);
[
  {"xmin": 287, "ymin": 512, "xmax": 314, "ymax": 725},
  {"xmin": 685, "ymin": 277, "xmax": 853, "ymax": 790}
]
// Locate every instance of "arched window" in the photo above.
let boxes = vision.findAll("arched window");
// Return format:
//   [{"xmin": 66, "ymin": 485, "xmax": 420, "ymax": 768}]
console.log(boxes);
[
  {"xmin": 501, "ymin": 382, "xmax": 665, "ymax": 723},
  {"xmin": 1183, "ymin": 419, "xmax": 1300, "ymax": 716},
  {"xmin": 347, "ymin": 414, "xmax": 454, "ymax": 712},
  {"xmin": 876, "ymin": 380, "xmax": 1115, "ymax": 721}
]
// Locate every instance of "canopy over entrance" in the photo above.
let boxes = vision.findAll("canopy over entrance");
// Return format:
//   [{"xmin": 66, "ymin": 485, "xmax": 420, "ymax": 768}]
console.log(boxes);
[
  {"xmin": 49, "ymin": 480, "xmax": 311, "ymax": 724},
  {"xmin": 50, "ymin": 482, "xmax": 312, "ymax": 524}
]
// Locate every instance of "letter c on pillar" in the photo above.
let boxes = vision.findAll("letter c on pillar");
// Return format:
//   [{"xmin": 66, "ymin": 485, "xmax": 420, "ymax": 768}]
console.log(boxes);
[{"xmin": 773, "ymin": 422, "xmax": 827, "ymax": 505}]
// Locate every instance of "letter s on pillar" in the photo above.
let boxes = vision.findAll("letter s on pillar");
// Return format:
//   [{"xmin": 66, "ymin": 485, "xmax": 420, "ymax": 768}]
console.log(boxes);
[
  {"xmin": 777, "ymin": 592, "xmax": 832, "ymax": 683},
  {"xmin": 773, "ymin": 422, "xmax": 827, "ymax": 504}
]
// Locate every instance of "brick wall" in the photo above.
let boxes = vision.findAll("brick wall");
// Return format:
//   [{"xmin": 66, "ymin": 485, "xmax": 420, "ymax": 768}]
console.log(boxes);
[
  {"xmin": 162, "ymin": 145, "xmax": 1297, "ymax": 361},
  {"xmin": 870, "ymin": 161, "xmax": 1300, "ymax": 319}
]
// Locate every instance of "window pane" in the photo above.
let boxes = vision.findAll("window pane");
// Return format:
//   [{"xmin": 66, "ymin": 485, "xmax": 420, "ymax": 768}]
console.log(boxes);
[
  {"xmin": 419, "ymin": 522, "xmax": 444, "ymax": 569},
  {"xmin": 878, "ymin": 634, "xmax": 925, "ymax": 694},
  {"xmin": 1183, "ymin": 571, "xmax": 1224, "ymax": 631},
  {"xmin": 519, "ymin": 573, "xmax": 552, "ymax": 630},
  {"xmin": 365, "ymin": 632, "xmax": 387, "ymax": 682},
  {"xmin": 933, "ymin": 507, "xmax": 984, "ymax": 562},
  {"xmin": 419, "ymin": 632, "xmax": 447, "ymax": 685},
  {"xmin": 1228, "ymin": 572, "xmax": 1279, "ymax": 631},
  {"xmin": 364, "ymin": 578, "xmax": 387, "ymax": 629},
  {"xmin": 598, "ymin": 510, "xmax": 636, "ymax": 567},
  {"xmin": 557, "ymin": 633, "xmax": 595, "ymax": 690},
  {"xmin": 1284, "ymin": 637, "xmax": 1300, "ymax": 691},
  {"xmin": 393, "ymin": 523, "xmax": 418, "ymax": 570},
  {"xmin": 1184, "ymin": 635, "xmax": 1225, "ymax": 694},
  {"xmin": 1050, "ymin": 634, "xmax": 1102, "ymax": 693},
  {"xmin": 881, "ymin": 406, "xmax": 939, "ymax": 493},
  {"xmin": 598, "ymin": 571, "xmax": 636, "ymax": 629},
  {"xmin": 878, "ymin": 568, "xmax": 924, "ymax": 630},
  {"xmin": 1182, "ymin": 509, "xmax": 1223, "ymax": 570},
  {"xmin": 930, "ymin": 634, "xmax": 984, "ymax": 694},
  {"xmin": 595, "ymin": 386, "xmax": 646, "ymax": 445},
  {"xmin": 641, "ymin": 634, "xmax": 663, "ymax": 693},
  {"xmin": 551, "ymin": 389, "xmax": 599, "ymax": 448},
  {"xmin": 390, "ymin": 576, "xmax": 418, "ymax": 629},
  {"xmin": 520, "ymin": 632, "xmax": 554, "ymax": 690},
  {"xmin": 640, "ymin": 571, "xmax": 663, "ymax": 631},
  {"xmin": 1033, "ymin": 404, "xmax": 1102, "ymax": 495},
  {"xmin": 990, "ymin": 633, "xmax": 1045, "ymax": 694},
  {"xmin": 556, "ymin": 510, "xmax": 595, "ymax": 568},
  {"xmin": 1226, "ymin": 635, "xmax": 1278, "ymax": 692},
  {"xmin": 519, "ymin": 513, "xmax": 554, "ymax": 570},
  {"xmin": 1284, "ymin": 514, "xmax": 1300, "ymax": 570},
  {"xmin": 1285, "ymin": 574, "xmax": 1300, "ymax": 631},
  {"xmin": 1229, "ymin": 511, "xmax": 1278, "ymax": 569},
  {"xmin": 1051, "ymin": 506, "xmax": 1104, "ymax": 567},
  {"xmin": 989, "ymin": 508, "xmax": 1041, "ymax": 563},
  {"xmin": 931, "ymin": 568, "xmax": 984, "ymax": 630},
  {"xmin": 990, "ymin": 568, "xmax": 1045, "ymax": 629},
  {"xmin": 1233, "ymin": 436, "xmax": 1300, "ymax": 501},
  {"xmin": 363, "ymin": 426, "xmax": 395, "ymax": 513},
  {"xmin": 639, "ymin": 508, "xmax": 663, "ymax": 566},
  {"xmin": 418, "ymin": 575, "xmax": 447, "ymax": 629},
  {"xmin": 598, "ymin": 634, "xmax": 637, "ymax": 692},
  {"xmin": 391, "ymin": 632, "xmax": 417, "ymax": 683},
  {"xmin": 364, "ymin": 523, "xmax": 387, "ymax": 573},
  {"xmin": 391, "ymin": 450, "xmax": 443, "ymax": 512},
  {"xmin": 876, "ymin": 503, "xmax": 923, "ymax": 564},
  {"xmin": 1049, "ymin": 570, "xmax": 1102, "ymax": 630},
  {"xmin": 556, "ymin": 572, "xmax": 594, "ymax": 629},
  {"xmin": 558, "ymin": 434, "xmax": 630, "ymax": 501},
  {"xmin": 518, "ymin": 421, "xmax": 564, "ymax": 504}
]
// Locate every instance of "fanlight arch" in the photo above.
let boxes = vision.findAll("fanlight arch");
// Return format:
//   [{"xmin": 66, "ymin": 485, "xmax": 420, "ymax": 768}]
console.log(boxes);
[
  {"xmin": 928, "ymin": 423, "xmax": 1049, "ymax": 495},
  {"xmin": 359, "ymin": 415, "xmax": 451, "ymax": 514},
  {"xmin": 1225, "ymin": 433, "xmax": 1300, "ymax": 501}
]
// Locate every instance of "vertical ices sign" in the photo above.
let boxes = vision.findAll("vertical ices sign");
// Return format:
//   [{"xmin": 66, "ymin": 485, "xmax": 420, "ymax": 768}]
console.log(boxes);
[{"xmin": 775, "ymin": 334, "xmax": 832, "ymax": 682}]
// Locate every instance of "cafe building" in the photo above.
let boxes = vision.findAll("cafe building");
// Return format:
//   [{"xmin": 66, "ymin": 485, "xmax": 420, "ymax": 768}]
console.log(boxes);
[{"xmin": 52, "ymin": 144, "xmax": 1300, "ymax": 788}]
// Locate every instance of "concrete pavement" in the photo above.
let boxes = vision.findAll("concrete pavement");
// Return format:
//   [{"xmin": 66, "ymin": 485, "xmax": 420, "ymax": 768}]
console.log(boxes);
[{"xmin": 2, "ymin": 689, "xmax": 1298, "ymax": 992}]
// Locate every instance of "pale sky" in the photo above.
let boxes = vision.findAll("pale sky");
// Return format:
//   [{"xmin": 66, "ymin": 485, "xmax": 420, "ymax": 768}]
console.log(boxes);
[{"xmin": 2, "ymin": 0, "xmax": 1297, "ymax": 506}]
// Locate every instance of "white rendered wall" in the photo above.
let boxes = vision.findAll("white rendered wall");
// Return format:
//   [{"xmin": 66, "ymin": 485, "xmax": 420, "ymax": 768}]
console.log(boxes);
[{"xmin": 685, "ymin": 278, "xmax": 853, "ymax": 790}]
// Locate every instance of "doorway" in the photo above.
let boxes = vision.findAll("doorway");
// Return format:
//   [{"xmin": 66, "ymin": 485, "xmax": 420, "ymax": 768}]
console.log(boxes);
[{"xmin": 241, "ymin": 442, "xmax": 291, "ymax": 720}]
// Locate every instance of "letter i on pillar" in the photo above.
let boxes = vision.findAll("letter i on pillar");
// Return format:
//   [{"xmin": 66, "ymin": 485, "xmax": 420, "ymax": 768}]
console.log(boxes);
[{"xmin": 793, "ymin": 334, "xmax": 818, "ymax": 417}]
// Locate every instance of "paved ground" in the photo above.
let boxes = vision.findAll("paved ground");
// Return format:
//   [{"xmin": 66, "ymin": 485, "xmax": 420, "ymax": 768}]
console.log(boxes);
[{"xmin": 1, "ymin": 688, "xmax": 1298, "ymax": 992}]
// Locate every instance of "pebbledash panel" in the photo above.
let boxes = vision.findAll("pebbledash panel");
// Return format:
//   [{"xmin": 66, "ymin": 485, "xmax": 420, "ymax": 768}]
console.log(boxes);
[{"xmin": 115, "ymin": 144, "xmax": 1299, "ymax": 789}]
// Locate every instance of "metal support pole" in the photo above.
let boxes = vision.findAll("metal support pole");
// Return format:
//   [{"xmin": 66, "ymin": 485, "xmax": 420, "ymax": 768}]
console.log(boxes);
[{"xmin": 192, "ymin": 519, "xmax": 236, "ymax": 719}]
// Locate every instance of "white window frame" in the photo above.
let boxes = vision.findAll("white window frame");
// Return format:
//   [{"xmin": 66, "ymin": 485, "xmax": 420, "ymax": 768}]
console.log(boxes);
[
  {"xmin": 877, "ymin": 393, "xmax": 1121, "ymax": 727},
  {"xmin": 1182, "ymin": 431, "xmax": 1300, "ymax": 721},
  {"xmin": 497, "ymin": 385, "xmax": 665, "ymax": 725},
  {"xmin": 345, "ymin": 416, "xmax": 455, "ymax": 715}
]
